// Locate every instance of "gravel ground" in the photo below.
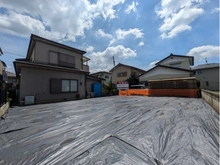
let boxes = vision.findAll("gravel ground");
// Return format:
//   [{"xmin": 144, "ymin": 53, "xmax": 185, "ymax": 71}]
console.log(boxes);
[{"xmin": 0, "ymin": 96, "xmax": 219, "ymax": 165}]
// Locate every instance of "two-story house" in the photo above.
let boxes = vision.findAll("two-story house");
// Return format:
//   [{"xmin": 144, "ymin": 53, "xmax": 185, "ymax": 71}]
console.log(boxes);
[
  {"xmin": 110, "ymin": 63, "xmax": 145, "ymax": 84},
  {"xmin": 192, "ymin": 63, "xmax": 219, "ymax": 91},
  {"xmin": 90, "ymin": 71, "xmax": 111, "ymax": 83},
  {"xmin": 138, "ymin": 54, "xmax": 194, "ymax": 85},
  {"xmin": 14, "ymin": 34, "xmax": 98, "ymax": 104}
]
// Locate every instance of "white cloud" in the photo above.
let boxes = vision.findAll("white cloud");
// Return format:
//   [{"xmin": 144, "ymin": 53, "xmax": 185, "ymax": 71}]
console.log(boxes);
[
  {"xmin": 6, "ymin": 65, "xmax": 15, "ymax": 73},
  {"xmin": 88, "ymin": 45, "xmax": 136, "ymax": 72},
  {"xmin": 125, "ymin": 1, "xmax": 138, "ymax": 14},
  {"xmin": 116, "ymin": 28, "xmax": 144, "ymax": 39},
  {"xmin": 211, "ymin": 7, "xmax": 220, "ymax": 13},
  {"xmin": 138, "ymin": 41, "xmax": 144, "ymax": 46},
  {"xmin": 186, "ymin": 45, "xmax": 220, "ymax": 62},
  {"xmin": 86, "ymin": 46, "xmax": 94, "ymax": 53},
  {"xmin": 108, "ymin": 38, "xmax": 116, "ymax": 46},
  {"xmin": 148, "ymin": 60, "xmax": 159, "ymax": 69},
  {"xmin": 0, "ymin": 0, "xmax": 125, "ymax": 41},
  {"xmin": 161, "ymin": 25, "xmax": 192, "ymax": 38},
  {"xmin": 155, "ymin": 0, "xmax": 204, "ymax": 39},
  {"xmin": 96, "ymin": 29, "xmax": 112, "ymax": 38}
]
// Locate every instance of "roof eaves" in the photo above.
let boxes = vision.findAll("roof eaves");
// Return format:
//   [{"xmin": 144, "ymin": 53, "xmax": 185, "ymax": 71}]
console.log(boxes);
[
  {"xmin": 155, "ymin": 53, "xmax": 194, "ymax": 65},
  {"xmin": 31, "ymin": 34, "xmax": 86, "ymax": 54},
  {"xmin": 86, "ymin": 74, "xmax": 105, "ymax": 80},
  {"xmin": 109, "ymin": 63, "xmax": 145, "ymax": 73}
]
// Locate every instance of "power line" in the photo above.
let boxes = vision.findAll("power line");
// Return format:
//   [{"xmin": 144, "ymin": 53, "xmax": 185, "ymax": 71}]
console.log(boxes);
[{"xmin": 3, "ymin": 51, "xmax": 25, "ymax": 58}]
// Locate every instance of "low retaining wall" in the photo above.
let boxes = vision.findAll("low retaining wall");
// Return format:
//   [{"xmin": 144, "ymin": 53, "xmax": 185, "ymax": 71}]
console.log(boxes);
[
  {"xmin": 119, "ymin": 89, "xmax": 198, "ymax": 98},
  {"xmin": 201, "ymin": 89, "xmax": 219, "ymax": 114},
  {"xmin": 0, "ymin": 102, "xmax": 9, "ymax": 118}
]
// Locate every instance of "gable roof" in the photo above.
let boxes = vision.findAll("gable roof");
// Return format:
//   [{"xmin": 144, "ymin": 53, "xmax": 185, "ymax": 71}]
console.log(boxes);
[
  {"xmin": 109, "ymin": 63, "xmax": 145, "ymax": 73},
  {"xmin": 155, "ymin": 53, "xmax": 194, "ymax": 66},
  {"xmin": 192, "ymin": 63, "xmax": 219, "ymax": 70},
  {"xmin": 138, "ymin": 64, "xmax": 194, "ymax": 78},
  {"xmin": 26, "ymin": 34, "xmax": 87, "ymax": 59}
]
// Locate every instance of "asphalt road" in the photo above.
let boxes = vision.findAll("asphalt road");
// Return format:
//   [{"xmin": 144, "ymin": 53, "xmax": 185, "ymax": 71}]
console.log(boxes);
[{"xmin": 0, "ymin": 96, "xmax": 219, "ymax": 165}]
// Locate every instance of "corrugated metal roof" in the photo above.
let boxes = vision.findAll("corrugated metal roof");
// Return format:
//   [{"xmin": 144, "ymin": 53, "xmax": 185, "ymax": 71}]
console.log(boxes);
[{"xmin": 192, "ymin": 63, "xmax": 219, "ymax": 70}]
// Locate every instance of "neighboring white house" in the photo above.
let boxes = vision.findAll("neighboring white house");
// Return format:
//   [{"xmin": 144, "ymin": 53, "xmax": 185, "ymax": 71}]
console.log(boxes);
[
  {"xmin": 192, "ymin": 63, "xmax": 219, "ymax": 91},
  {"xmin": 90, "ymin": 71, "xmax": 111, "ymax": 83},
  {"xmin": 138, "ymin": 54, "xmax": 194, "ymax": 85}
]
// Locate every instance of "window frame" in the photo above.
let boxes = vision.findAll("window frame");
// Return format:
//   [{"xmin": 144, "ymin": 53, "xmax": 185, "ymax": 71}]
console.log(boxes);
[
  {"xmin": 117, "ymin": 72, "xmax": 127, "ymax": 77},
  {"xmin": 61, "ymin": 79, "xmax": 78, "ymax": 93},
  {"xmin": 50, "ymin": 79, "xmax": 78, "ymax": 94},
  {"xmin": 58, "ymin": 53, "xmax": 75, "ymax": 68}
]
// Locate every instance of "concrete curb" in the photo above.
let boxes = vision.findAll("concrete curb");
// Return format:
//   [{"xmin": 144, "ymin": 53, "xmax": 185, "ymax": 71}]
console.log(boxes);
[{"xmin": 0, "ymin": 102, "xmax": 10, "ymax": 118}]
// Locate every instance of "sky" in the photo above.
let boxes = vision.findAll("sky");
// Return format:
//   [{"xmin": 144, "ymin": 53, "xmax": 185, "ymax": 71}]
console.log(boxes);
[{"xmin": 0, "ymin": 0, "xmax": 219, "ymax": 73}]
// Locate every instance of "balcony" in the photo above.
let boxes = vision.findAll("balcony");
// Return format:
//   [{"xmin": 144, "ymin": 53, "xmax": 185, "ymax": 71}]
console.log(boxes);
[{"xmin": 83, "ymin": 65, "xmax": 89, "ymax": 72}]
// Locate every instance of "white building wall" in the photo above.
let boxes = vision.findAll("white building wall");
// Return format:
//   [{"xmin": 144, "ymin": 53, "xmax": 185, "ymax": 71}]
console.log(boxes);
[{"xmin": 195, "ymin": 67, "xmax": 219, "ymax": 91}]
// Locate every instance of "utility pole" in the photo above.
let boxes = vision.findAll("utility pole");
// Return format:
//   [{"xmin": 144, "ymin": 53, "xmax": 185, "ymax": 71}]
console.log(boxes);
[{"xmin": 112, "ymin": 56, "xmax": 117, "ymax": 87}]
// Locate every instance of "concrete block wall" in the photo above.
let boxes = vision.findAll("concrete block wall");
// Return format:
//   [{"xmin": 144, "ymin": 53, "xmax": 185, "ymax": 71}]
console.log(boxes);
[{"xmin": 201, "ymin": 89, "xmax": 219, "ymax": 114}]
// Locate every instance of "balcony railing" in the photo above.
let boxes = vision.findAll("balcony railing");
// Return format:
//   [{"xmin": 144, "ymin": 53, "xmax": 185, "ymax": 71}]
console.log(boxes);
[{"xmin": 83, "ymin": 65, "xmax": 89, "ymax": 72}]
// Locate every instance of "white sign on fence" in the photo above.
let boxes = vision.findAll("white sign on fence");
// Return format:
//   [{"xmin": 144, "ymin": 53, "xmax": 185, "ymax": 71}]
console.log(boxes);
[{"xmin": 117, "ymin": 81, "xmax": 129, "ymax": 89}]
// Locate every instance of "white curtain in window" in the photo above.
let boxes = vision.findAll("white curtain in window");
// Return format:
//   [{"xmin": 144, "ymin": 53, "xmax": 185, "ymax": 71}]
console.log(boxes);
[
  {"xmin": 70, "ymin": 80, "xmax": 77, "ymax": 92},
  {"xmin": 62, "ymin": 80, "xmax": 69, "ymax": 92}
]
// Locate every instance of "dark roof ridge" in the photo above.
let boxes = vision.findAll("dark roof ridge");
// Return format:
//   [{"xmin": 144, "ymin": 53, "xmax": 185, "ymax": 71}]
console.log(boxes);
[{"xmin": 109, "ymin": 63, "xmax": 145, "ymax": 72}]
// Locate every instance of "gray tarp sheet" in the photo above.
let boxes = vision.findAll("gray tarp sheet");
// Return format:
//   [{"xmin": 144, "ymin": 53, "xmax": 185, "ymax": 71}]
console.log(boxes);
[{"xmin": 0, "ymin": 96, "xmax": 219, "ymax": 165}]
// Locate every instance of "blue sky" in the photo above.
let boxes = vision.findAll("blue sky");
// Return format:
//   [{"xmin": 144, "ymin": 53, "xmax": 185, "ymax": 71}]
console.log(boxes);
[{"xmin": 0, "ymin": 0, "xmax": 219, "ymax": 73}]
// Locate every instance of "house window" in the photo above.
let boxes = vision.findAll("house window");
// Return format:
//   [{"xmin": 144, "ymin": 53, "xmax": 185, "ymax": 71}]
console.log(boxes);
[
  {"xmin": 196, "ymin": 70, "xmax": 202, "ymax": 74},
  {"xmin": 62, "ymin": 80, "xmax": 70, "ymax": 92},
  {"xmin": 59, "ymin": 53, "xmax": 75, "ymax": 68},
  {"xmin": 62, "ymin": 80, "xmax": 78, "ymax": 92},
  {"xmin": 117, "ymin": 72, "xmax": 127, "ymax": 77},
  {"xmin": 105, "ymin": 75, "xmax": 109, "ymax": 79},
  {"xmin": 12, "ymin": 78, "xmax": 17, "ymax": 82},
  {"xmin": 205, "ymin": 81, "xmax": 209, "ymax": 86},
  {"xmin": 50, "ymin": 79, "xmax": 78, "ymax": 93}
]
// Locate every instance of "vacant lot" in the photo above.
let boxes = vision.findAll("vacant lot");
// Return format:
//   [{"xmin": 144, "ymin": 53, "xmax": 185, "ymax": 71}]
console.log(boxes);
[{"xmin": 0, "ymin": 96, "xmax": 219, "ymax": 165}]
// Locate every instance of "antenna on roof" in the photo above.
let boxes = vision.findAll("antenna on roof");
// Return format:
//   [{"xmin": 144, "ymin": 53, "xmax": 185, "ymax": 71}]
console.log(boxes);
[{"xmin": 205, "ymin": 58, "xmax": 208, "ymax": 64}]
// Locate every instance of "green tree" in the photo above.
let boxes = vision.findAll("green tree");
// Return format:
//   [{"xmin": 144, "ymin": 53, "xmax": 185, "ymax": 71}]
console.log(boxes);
[{"xmin": 126, "ymin": 74, "xmax": 139, "ymax": 88}]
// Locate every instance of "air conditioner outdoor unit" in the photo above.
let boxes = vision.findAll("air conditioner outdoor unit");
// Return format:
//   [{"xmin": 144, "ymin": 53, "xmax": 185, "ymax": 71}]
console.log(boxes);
[{"xmin": 25, "ymin": 96, "xmax": 35, "ymax": 105}]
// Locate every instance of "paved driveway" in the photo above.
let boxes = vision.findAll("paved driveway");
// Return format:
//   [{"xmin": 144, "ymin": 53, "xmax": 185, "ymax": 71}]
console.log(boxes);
[{"xmin": 0, "ymin": 96, "xmax": 219, "ymax": 164}]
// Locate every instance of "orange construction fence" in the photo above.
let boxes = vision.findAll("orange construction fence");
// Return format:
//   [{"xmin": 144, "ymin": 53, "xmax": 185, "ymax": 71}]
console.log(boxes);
[{"xmin": 119, "ymin": 89, "xmax": 199, "ymax": 98}]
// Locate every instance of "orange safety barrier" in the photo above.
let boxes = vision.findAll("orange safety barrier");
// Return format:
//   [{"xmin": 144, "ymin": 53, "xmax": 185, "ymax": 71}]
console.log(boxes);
[
  {"xmin": 119, "ymin": 89, "xmax": 199, "ymax": 98},
  {"xmin": 119, "ymin": 89, "xmax": 149, "ymax": 96}
]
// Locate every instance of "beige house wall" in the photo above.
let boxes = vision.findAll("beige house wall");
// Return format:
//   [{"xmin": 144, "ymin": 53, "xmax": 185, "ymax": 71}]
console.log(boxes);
[
  {"xmin": 195, "ymin": 67, "xmax": 219, "ymax": 91},
  {"xmin": 19, "ymin": 67, "xmax": 86, "ymax": 104},
  {"xmin": 35, "ymin": 41, "xmax": 83, "ymax": 70},
  {"xmin": 111, "ymin": 65, "xmax": 131, "ymax": 84},
  {"xmin": 111, "ymin": 66, "xmax": 144, "ymax": 84}
]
